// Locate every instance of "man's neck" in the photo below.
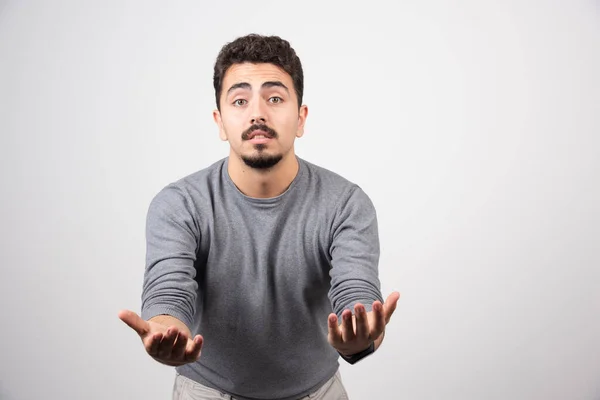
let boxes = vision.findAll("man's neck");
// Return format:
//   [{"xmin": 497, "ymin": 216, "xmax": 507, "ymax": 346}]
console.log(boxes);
[{"xmin": 227, "ymin": 152, "xmax": 299, "ymax": 199}]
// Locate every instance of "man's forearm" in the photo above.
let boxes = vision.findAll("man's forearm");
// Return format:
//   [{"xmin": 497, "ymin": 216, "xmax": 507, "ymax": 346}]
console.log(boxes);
[{"xmin": 149, "ymin": 314, "xmax": 192, "ymax": 338}]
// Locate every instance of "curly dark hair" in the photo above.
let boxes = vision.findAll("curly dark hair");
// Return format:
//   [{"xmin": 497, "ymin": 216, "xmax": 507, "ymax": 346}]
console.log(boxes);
[{"xmin": 213, "ymin": 34, "xmax": 304, "ymax": 110}]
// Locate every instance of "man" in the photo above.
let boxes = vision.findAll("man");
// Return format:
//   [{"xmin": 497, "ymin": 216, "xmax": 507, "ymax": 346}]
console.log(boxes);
[{"xmin": 119, "ymin": 34, "xmax": 400, "ymax": 400}]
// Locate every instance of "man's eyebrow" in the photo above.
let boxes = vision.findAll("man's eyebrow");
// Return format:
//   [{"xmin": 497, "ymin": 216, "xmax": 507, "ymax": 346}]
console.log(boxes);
[
  {"xmin": 262, "ymin": 81, "xmax": 289, "ymax": 93},
  {"xmin": 226, "ymin": 81, "xmax": 290, "ymax": 96},
  {"xmin": 226, "ymin": 82, "xmax": 251, "ymax": 96}
]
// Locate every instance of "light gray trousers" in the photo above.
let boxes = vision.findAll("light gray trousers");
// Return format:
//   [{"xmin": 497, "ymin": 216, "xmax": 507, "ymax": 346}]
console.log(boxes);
[{"xmin": 172, "ymin": 370, "xmax": 349, "ymax": 400}]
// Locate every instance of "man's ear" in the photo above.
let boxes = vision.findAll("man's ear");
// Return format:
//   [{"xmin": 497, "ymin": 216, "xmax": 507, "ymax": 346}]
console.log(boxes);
[
  {"xmin": 213, "ymin": 109, "xmax": 228, "ymax": 141},
  {"xmin": 296, "ymin": 105, "xmax": 308, "ymax": 138}
]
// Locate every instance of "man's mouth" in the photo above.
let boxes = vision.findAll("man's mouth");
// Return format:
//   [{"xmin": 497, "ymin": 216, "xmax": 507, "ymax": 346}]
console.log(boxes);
[
  {"xmin": 247, "ymin": 130, "xmax": 272, "ymax": 140},
  {"xmin": 247, "ymin": 134, "xmax": 273, "ymax": 145},
  {"xmin": 242, "ymin": 125, "xmax": 278, "ymax": 144}
]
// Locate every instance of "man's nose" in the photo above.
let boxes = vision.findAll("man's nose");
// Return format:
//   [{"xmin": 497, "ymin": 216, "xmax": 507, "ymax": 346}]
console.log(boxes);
[
  {"xmin": 250, "ymin": 100, "xmax": 267, "ymax": 125},
  {"xmin": 251, "ymin": 115, "xmax": 266, "ymax": 125}
]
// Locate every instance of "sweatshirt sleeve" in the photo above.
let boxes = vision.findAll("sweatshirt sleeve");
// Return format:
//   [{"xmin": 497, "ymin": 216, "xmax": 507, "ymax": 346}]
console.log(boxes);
[
  {"xmin": 140, "ymin": 185, "xmax": 200, "ymax": 330},
  {"xmin": 328, "ymin": 186, "xmax": 384, "ymax": 319}
]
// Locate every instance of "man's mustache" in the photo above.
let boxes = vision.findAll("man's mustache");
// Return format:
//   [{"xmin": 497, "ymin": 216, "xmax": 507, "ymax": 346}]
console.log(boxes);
[{"xmin": 241, "ymin": 124, "xmax": 279, "ymax": 140}]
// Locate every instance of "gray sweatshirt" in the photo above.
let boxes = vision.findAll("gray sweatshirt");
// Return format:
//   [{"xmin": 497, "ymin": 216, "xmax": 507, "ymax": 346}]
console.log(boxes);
[{"xmin": 141, "ymin": 156, "xmax": 383, "ymax": 400}]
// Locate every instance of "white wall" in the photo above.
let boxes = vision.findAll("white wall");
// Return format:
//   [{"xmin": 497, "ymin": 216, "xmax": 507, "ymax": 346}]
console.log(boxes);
[{"xmin": 1, "ymin": 1, "xmax": 599, "ymax": 399}]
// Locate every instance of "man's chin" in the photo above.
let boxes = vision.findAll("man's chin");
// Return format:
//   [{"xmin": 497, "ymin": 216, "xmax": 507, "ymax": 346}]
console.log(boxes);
[{"xmin": 241, "ymin": 153, "xmax": 283, "ymax": 170}]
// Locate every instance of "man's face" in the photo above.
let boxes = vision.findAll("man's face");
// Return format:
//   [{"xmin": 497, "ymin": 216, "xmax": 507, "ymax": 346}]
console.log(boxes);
[{"xmin": 213, "ymin": 62, "xmax": 308, "ymax": 170}]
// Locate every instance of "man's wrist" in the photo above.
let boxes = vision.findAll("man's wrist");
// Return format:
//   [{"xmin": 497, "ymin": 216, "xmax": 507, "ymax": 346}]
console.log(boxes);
[{"xmin": 338, "ymin": 341, "xmax": 375, "ymax": 365}]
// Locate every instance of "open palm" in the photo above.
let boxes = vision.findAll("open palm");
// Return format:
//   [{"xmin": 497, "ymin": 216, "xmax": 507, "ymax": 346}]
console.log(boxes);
[
  {"xmin": 118, "ymin": 310, "xmax": 203, "ymax": 367},
  {"xmin": 327, "ymin": 291, "xmax": 400, "ymax": 356}
]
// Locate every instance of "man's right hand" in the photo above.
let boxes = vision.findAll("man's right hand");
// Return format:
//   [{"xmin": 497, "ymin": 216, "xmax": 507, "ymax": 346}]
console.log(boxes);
[{"xmin": 118, "ymin": 310, "xmax": 203, "ymax": 367}]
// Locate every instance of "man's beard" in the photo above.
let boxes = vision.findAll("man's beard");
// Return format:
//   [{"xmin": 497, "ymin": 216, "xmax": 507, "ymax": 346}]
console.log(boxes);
[
  {"xmin": 240, "ymin": 124, "xmax": 283, "ymax": 170},
  {"xmin": 241, "ymin": 152, "xmax": 283, "ymax": 169}
]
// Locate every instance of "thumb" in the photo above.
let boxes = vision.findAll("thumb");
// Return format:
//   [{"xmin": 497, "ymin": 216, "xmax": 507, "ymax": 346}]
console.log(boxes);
[
  {"xmin": 118, "ymin": 309, "xmax": 150, "ymax": 337},
  {"xmin": 383, "ymin": 292, "xmax": 400, "ymax": 323}
]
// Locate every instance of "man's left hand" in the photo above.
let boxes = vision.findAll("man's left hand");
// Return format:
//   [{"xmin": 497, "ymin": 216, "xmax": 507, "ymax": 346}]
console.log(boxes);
[{"xmin": 327, "ymin": 291, "xmax": 400, "ymax": 357}]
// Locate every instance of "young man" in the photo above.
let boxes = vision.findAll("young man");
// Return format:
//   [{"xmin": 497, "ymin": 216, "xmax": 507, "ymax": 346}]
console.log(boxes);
[{"xmin": 119, "ymin": 34, "xmax": 400, "ymax": 400}]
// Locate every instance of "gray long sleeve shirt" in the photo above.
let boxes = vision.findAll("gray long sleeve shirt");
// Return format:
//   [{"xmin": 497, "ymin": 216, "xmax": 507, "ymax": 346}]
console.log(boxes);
[{"xmin": 141, "ymin": 156, "xmax": 383, "ymax": 400}]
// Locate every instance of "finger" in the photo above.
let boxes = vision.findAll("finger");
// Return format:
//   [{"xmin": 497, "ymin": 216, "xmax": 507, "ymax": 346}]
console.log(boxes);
[
  {"xmin": 118, "ymin": 309, "xmax": 150, "ymax": 337},
  {"xmin": 340, "ymin": 309, "xmax": 355, "ymax": 343},
  {"xmin": 354, "ymin": 303, "xmax": 369, "ymax": 341},
  {"xmin": 185, "ymin": 335, "xmax": 203, "ymax": 361},
  {"xmin": 383, "ymin": 292, "xmax": 400, "ymax": 323},
  {"xmin": 327, "ymin": 313, "xmax": 342, "ymax": 345},
  {"xmin": 157, "ymin": 327, "xmax": 178, "ymax": 359},
  {"xmin": 144, "ymin": 332, "xmax": 163, "ymax": 357},
  {"xmin": 171, "ymin": 331, "xmax": 188, "ymax": 360},
  {"xmin": 370, "ymin": 301, "xmax": 386, "ymax": 338}
]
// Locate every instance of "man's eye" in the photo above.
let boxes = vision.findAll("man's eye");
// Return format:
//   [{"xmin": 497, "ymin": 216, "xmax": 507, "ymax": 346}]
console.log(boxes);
[
  {"xmin": 233, "ymin": 99, "xmax": 247, "ymax": 106},
  {"xmin": 269, "ymin": 97, "xmax": 283, "ymax": 104}
]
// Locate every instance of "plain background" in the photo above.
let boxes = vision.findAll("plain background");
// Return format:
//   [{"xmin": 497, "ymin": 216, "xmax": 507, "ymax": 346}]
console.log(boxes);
[{"xmin": 1, "ymin": 1, "xmax": 599, "ymax": 399}]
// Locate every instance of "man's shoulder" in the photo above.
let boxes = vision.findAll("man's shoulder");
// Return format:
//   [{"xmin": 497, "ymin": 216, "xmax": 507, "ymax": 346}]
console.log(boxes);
[
  {"xmin": 162, "ymin": 158, "xmax": 226, "ymax": 192},
  {"xmin": 299, "ymin": 158, "xmax": 374, "ymax": 210},
  {"xmin": 299, "ymin": 157, "xmax": 361, "ymax": 196},
  {"xmin": 150, "ymin": 158, "xmax": 226, "ymax": 207},
  {"xmin": 300, "ymin": 158, "xmax": 355, "ymax": 187}
]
